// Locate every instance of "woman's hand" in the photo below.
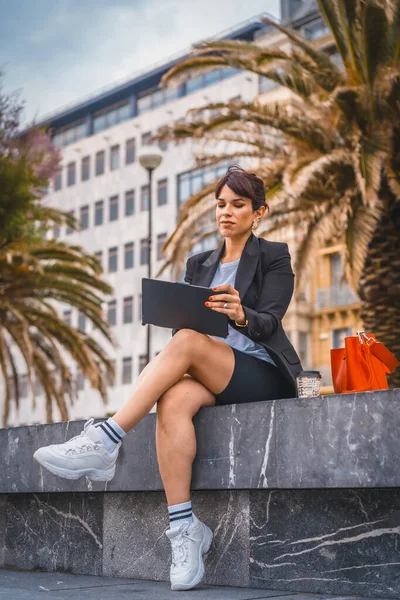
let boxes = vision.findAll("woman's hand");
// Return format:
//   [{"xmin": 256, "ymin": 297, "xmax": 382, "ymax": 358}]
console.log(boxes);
[{"xmin": 205, "ymin": 284, "xmax": 247, "ymax": 325}]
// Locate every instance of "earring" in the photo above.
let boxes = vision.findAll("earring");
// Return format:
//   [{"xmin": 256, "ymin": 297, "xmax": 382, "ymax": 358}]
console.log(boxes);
[{"xmin": 252, "ymin": 220, "xmax": 259, "ymax": 230}]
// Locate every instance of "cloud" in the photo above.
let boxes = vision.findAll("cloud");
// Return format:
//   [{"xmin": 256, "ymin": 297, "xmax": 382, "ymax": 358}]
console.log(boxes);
[{"xmin": 0, "ymin": 0, "xmax": 280, "ymax": 124}]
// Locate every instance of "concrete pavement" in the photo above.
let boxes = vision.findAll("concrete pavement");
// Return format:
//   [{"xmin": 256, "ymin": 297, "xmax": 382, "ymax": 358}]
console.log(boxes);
[{"xmin": 0, "ymin": 569, "xmax": 393, "ymax": 600}]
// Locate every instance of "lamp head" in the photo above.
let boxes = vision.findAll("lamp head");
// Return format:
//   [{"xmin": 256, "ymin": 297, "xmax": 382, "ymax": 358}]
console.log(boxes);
[{"xmin": 138, "ymin": 145, "xmax": 163, "ymax": 170}]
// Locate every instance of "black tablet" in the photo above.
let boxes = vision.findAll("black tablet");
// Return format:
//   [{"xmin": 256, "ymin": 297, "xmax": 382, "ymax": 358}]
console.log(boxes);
[{"xmin": 141, "ymin": 278, "xmax": 228, "ymax": 337}]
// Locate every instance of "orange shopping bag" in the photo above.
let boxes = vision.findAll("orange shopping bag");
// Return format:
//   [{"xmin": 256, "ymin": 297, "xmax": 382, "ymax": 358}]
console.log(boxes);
[{"xmin": 330, "ymin": 331, "xmax": 399, "ymax": 393}]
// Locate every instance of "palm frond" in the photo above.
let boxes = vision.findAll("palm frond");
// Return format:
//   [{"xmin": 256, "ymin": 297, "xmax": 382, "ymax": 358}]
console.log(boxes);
[
  {"xmin": 344, "ymin": 195, "xmax": 384, "ymax": 290},
  {"xmin": 362, "ymin": 2, "xmax": 391, "ymax": 85}
]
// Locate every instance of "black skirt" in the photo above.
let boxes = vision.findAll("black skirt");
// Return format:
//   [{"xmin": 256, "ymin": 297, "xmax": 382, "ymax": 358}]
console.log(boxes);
[{"xmin": 214, "ymin": 347, "xmax": 295, "ymax": 406}]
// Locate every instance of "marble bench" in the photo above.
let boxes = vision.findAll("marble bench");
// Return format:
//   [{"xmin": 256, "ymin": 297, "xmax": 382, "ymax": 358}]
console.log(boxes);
[{"xmin": 1, "ymin": 388, "xmax": 399, "ymax": 599}]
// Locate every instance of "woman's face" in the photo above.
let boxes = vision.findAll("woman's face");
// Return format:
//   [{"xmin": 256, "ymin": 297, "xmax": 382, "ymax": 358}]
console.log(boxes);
[{"xmin": 216, "ymin": 184, "xmax": 263, "ymax": 238}]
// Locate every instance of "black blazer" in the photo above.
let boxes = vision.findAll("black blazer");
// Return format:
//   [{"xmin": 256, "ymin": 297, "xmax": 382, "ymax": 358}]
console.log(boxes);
[{"xmin": 175, "ymin": 233, "xmax": 302, "ymax": 395}]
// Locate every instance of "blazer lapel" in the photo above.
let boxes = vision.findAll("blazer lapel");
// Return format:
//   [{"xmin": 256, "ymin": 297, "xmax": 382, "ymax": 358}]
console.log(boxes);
[
  {"xmin": 193, "ymin": 233, "xmax": 260, "ymax": 300},
  {"xmin": 194, "ymin": 243, "xmax": 225, "ymax": 288},
  {"xmin": 235, "ymin": 233, "xmax": 260, "ymax": 300}
]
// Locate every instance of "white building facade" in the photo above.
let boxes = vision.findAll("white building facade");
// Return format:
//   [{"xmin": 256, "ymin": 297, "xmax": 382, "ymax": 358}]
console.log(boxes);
[{"xmin": 4, "ymin": 1, "xmax": 335, "ymax": 426}]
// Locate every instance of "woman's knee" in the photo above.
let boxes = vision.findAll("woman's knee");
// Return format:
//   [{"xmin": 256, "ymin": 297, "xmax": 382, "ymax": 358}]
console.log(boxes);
[
  {"xmin": 157, "ymin": 377, "xmax": 214, "ymax": 422},
  {"xmin": 170, "ymin": 328, "xmax": 208, "ymax": 357}
]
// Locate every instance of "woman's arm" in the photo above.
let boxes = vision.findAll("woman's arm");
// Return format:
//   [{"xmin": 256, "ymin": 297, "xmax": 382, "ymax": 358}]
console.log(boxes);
[{"xmin": 241, "ymin": 244, "xmax": 295, "ymax": 342}]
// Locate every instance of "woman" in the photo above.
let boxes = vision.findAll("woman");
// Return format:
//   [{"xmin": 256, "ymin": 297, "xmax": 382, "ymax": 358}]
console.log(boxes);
[{"xmin": 33, "ymin": 165, "xmax": 302, "ymax": 591}]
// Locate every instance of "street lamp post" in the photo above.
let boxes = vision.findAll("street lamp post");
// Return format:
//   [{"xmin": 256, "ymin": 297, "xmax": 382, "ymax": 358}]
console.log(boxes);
[{"xmin": 138, "ymin": 147, "xmax": 163, "ymax": 367}]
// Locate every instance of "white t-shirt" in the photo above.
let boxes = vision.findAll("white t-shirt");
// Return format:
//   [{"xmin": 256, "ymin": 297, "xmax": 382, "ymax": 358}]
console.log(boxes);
[{"xmin": 209, "ymin": 259, "xmax": 277, "ymax": 366}]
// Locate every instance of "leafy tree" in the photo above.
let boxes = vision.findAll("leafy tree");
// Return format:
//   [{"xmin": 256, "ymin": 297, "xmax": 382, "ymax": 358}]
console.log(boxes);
[
  {"xmin": 0, "ymin": 76, "xmax": 115, "ymax": 425},
  {"xmin": 157, "ymin": 0, "xmax": 400, "ymax": 386}
]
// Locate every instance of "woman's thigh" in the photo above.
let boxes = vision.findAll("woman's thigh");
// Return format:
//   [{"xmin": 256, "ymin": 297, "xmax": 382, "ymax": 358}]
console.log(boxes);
[
  {"xmin": 173, "ymin": 330, "xmax": 236, "ymax": 396},
  {"xmin": 157, "ymin": 374, "xmax": 216, "ymax": 419}
]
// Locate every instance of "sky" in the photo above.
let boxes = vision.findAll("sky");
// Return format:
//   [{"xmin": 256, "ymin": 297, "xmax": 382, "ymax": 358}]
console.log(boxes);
[{"xmin": 0, "ymin": 0, "xmax": 280, "ymax": 124}]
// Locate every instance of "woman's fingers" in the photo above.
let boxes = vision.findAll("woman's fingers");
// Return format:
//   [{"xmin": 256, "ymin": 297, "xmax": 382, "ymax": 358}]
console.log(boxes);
[
  {"xmin": 212, "ymin": 284, "xmax": 239, "ymax": 296},
  {"xmin": 208, "ymin": 293, "xmax": 240, "ymax": 303}
]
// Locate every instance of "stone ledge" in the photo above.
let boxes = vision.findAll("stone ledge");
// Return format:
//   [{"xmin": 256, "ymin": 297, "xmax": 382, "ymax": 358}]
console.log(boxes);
[
  {"xmin": 1, "ymin": 388, "xmax": 399, "ymax": 494},
  {"xmin": 1, "ymin": 489, "xmax": 399, "ymax": 599}
]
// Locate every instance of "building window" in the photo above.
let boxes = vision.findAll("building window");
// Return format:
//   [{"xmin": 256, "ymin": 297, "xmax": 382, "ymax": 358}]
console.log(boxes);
[
  {"xmin": 34, "ymin": 378, "xmax": 42, "ymax": 396},
  {"xmin": 81, "ymin": 156, "xmax": 90, "ymax": 181},
  {"xmin": 125, "ymin": 190, "xmax": 135, "ymax": 216},
  {"xmin": 138, "ymin": 293, "xmax": 142, "ymax": 321},
  {"xmin": 136, "ymin": 86, "xmax": 179, "ymax": 115},
  {"xmin": 78, "ymin": 311, "xmax": 86, "ymax": 331},
  {"xmin": 80, "ymin": 205, "xmax": 89, "ymax": 230},
  {"xmin": 138, "ymin": 354, "xmax": 147, "ymax": 375},
  {"xmin": 93, "ymin": 100, "xmax": 130, "ymax": 133},
  {"xmin": 140, "ymin": 238, "xmax": 149, "ymax": 265},
  {"xmin": 122, "ymin": 357, "xmax": 133, "ymax": 384},
  {"xmin": 67, "ymin": 162, "xmax": 76, "ymax": 186},
  {"xmin": 298, "ymin": 332, "xmax": 309, "ymax": 367},
  {"xmin": 187, "ymin": 74, "xmax": 204, "ymax": 93},
  {"xmin": 110, "ymin": 144, "xmax": 120, "ymax": 170},
  {"xmin": 123, "ymin": 296, "xmax": 133, "ymax": 324},
  {"xmin": 330, "ymin": 252, "xmax": 343, "ymax": 287},
  {"xmin": 19, "ymin": 374, "xmax": 28, "ymax": 398},
  {"xmin": 107, "ymin": 299, "xmax": 117, "ymax": 326},
  {"xmin": 332, "ymin": 327, "xmax": 352, "ymax": 349},
  {"xmin": 95, "ymin": 200, "xmax": 104, "ymax": 226},
  {"xmin": 66, "ymin": 210, "xmax": 75, "ymax": 235},
  {"xmin": 63, "ymin": 310, "xmax": 72, "ymax": 325},
  {"xmin": 109, "ymin": 195, "xmax": 119, "ymax": 221},
  {"xmin": 141, "ymin": 185, "xmax": 149, "ymax": 211},
  {"xmin": 54, "ymin": 168, "xmax": 62, "ymax": 191},
  {"xmin": 94, "ymin": 250, "xmax": 102, "ymax": 267},
  {"xmin": 178, "ymin": 161, "xmax": 229, "ymax": 206},
  {"xmin": 107, "ymin": 359, "xmax": 116, "ymax": 387},
  {"xmin": 52, "ymin": 120, "xmax": 87, "ymax": 148},
  {"xmin": 124, "ymin": 242, "xmax": 134, "ymax": 269},
  {"xmin": 157, "ymin": 178, "xmax": 168, "ymax": 206},
  {"xmin": 95, "ymin": 150, "xmax": 105, "ymax": 176},
  {"xmin": 141, "ymin": 131, "xmax": 152, "ymax": 146},
  {"xmin": 259, "ymin": 74, "xmax": 280, "ymax": 93},
  {"xmin": 76, "ymin": 371, "xmax": 84, "ymax": 392},
  {"xmin": 125, "ymin": 138, "xmax": 136, "ymax": 164},
  {"xmin": 157, "ymin": 233, "xmax": 168, "ymax": 261},
  {"xmin": 108, "ymin": 247, "xmax": 118, "ymax": 272},
  {"xmin": 304, "ymin": 19, "xmax": 330, "ymax": 40}
]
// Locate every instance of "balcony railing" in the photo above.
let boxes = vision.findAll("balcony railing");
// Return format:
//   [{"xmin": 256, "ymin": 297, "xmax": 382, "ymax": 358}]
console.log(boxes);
[{"xmin": 315, "ymin": 285, "xmax": 359, "ymax": 310}]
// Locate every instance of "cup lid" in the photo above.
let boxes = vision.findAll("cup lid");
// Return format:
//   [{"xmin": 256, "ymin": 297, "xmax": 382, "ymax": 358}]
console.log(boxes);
[{"xmin": 297, "ymin": 371, "xmax": 321, "ymax": 378}]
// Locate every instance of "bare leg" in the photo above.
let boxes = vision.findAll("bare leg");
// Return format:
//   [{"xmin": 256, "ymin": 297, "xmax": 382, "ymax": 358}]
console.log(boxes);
[
  {"xmin": 112, "ymin": 329, "xmax": 234, "ymax": 432},
  {"xmin": 156, "ymin": 376, "xmax": 215, "ymax": 506}
]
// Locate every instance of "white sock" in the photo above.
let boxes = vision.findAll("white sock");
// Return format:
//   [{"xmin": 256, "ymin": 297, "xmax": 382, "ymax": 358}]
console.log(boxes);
[
  {"xmin": 168, "ymin": 500, "xmax": 193, "ymax": 529},
  {"xmin": 94, "ymin": 417, "xmax": 126, "ymax": 453}
]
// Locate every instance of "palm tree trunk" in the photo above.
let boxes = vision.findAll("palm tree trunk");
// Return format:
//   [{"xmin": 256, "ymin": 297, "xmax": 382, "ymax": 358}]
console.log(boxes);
[{"xmin": 358, "ymin": 195, "xmax": 400, "ymax": 388}]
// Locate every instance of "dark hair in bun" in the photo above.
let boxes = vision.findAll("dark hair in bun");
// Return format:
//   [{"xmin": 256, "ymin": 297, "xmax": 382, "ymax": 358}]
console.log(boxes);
[{"xmin": 215, "ymin": 165, "xmax": 269, "ymax": 212}]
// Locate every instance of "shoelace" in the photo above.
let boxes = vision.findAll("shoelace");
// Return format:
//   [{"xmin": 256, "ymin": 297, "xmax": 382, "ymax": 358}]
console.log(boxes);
[
  {"xmin": 62, "ymin": 418, "xmax": 100, "ymax": 455},
  {"xmin": 170, "ymin": 524, "xmax": 197, "ymax": 567}
]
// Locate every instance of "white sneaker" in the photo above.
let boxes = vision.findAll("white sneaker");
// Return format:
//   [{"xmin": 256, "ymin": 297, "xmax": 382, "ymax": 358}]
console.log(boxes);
[
  {"xmin": 166, "ymin": 513, "xmax": 213, "ymax": 591},
  {"xmin": 33, "ymin": 418, "xmax": 121, "ymax": 482}
]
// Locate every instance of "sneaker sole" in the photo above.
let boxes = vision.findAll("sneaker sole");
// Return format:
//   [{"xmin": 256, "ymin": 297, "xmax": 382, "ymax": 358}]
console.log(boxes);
[
  {"xmin": 171, "ymin": 524, "xmax": 213, "ymax": 591},
  {"xmin": 33, "ymin": 453, "xmax": 116, "ymax": 482}
]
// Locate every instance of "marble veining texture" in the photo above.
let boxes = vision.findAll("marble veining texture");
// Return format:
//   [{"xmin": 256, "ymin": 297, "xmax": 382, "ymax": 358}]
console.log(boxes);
[
  {"xmin": 103, "ymin": 490, "xmax": 250, "ymax": 588},
  {"xmin": 249, "ymin": 489, "xmax": 400, "ymax": 599},
  {"xmin": 4, "ymin": 493, "xmax": 103, "ymax": 575},
  {"xmin": 0, "ymin": 495, "xmax": 6, "ymax": 568},
  {"xmin": 2, "ymin": 389, "xmax": 399, "ymax": 494},
  {"xmin": 1, "ymin": 488, "xmax": 400, "ymax": 598}
]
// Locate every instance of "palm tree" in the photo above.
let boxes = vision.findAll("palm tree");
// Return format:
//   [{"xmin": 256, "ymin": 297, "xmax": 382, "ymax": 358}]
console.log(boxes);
[
  {"xmin": 0, "ymin": 237, "xmax": 115, "ymax": 426},
  {"xmin": 0, "ymin": 81, "xmax": 116, "ymax": 425},
  {"xmin": 156, "ymin": 0, "xmax": 400, "ymax": 386}
]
